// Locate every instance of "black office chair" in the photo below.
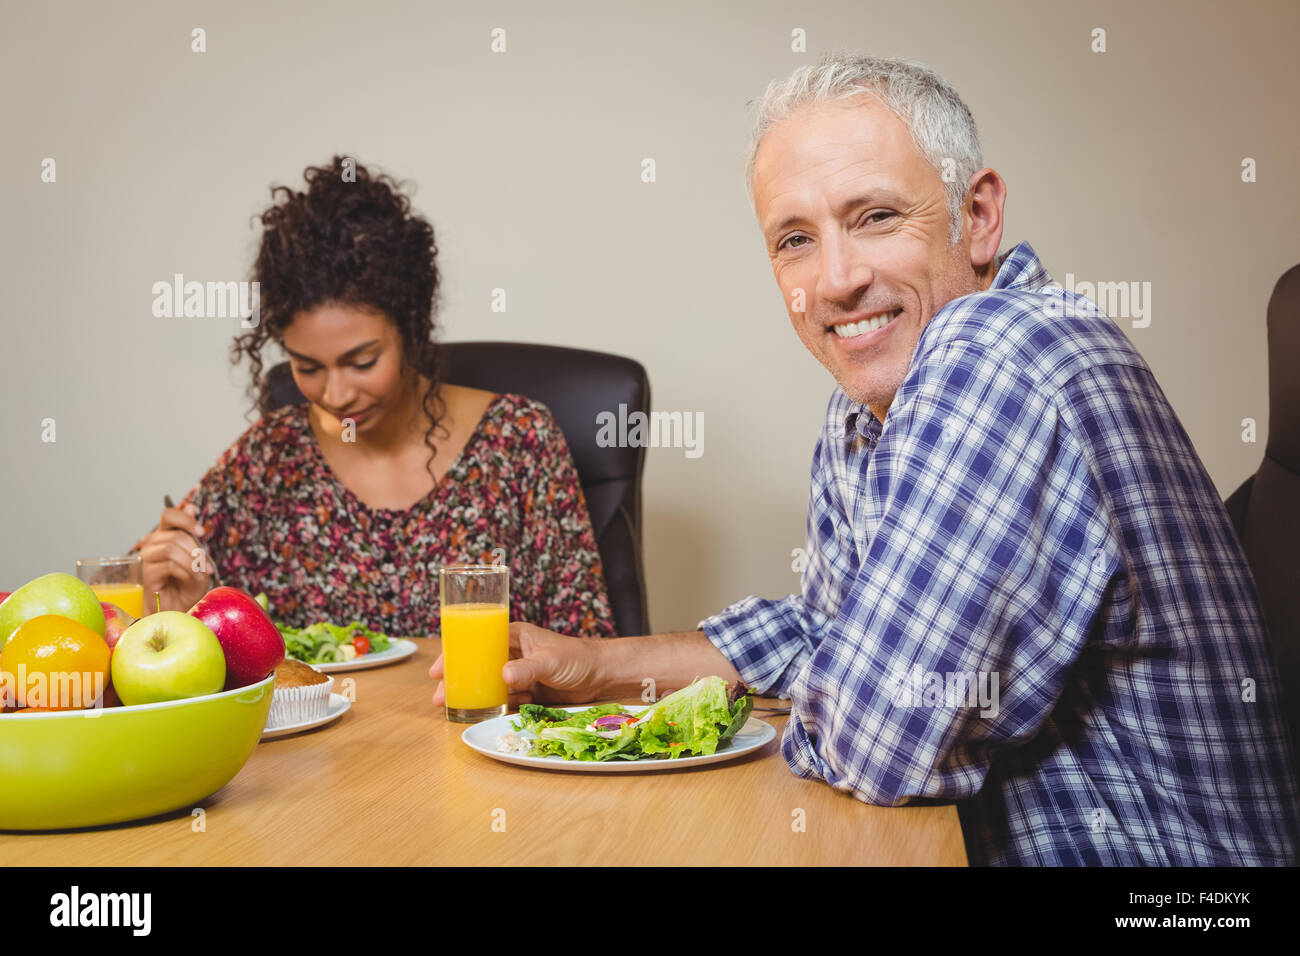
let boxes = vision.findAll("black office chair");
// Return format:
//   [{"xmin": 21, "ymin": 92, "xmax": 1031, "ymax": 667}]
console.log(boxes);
[
  {"xmin": 1224, "ymin": 264, "xmax": 1300, "ymax": 779},
  {"xmin": 266, "ymin": 341, "xmax": 651, "ymax": 636}
]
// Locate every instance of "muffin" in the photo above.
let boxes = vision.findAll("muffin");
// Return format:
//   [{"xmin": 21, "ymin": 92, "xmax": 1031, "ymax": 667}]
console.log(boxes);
[{"xmin": 266, "ymin": 658, "xmax": 333, "ymax": 728}]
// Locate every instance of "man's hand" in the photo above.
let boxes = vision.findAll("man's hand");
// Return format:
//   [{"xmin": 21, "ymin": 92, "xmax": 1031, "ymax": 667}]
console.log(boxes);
[{"xmin": 429, "ymin": 621, "xmax": 605, "ymax": 708}]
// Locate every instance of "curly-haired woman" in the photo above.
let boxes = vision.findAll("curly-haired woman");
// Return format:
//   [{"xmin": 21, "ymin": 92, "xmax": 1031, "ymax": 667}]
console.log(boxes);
[{"xmin": 131, "ymin": 156, "xmax": 616, "ymax": 639}]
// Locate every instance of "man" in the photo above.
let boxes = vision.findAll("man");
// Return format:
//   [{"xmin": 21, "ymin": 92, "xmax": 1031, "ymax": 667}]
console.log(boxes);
[{"xmin": 431, "ymin": 53, "xmax": 1300, "ymax": 866}]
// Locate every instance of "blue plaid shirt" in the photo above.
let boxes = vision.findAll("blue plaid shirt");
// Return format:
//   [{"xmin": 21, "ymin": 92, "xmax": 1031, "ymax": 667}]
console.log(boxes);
[{"xmin": 702, "ymin": 241, "xmax": 1300, "ymax": 866}]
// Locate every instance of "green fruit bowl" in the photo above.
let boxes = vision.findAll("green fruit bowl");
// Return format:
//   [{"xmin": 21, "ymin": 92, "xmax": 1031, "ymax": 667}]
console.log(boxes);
[{"xmin": 0, "ymin": 674, "xmax": 275, "ymax": 830}]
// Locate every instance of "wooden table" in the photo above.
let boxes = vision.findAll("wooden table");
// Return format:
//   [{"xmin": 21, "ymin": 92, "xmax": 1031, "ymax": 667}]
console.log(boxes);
[{"xmin": 0, "ymin": 639, "xmax": 967, "ymax": 865}]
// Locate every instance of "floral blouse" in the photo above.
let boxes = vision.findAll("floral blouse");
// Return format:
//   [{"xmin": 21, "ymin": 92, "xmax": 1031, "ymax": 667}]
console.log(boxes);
[{"xmin": 143, "ymin": 393, "xmax": 616, "ymax": 638}]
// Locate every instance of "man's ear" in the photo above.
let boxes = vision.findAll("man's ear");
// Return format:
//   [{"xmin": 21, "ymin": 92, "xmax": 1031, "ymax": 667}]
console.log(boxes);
[{"xmin": 965, "ymin": 168, "xmax": 1007, "ymax": 274}]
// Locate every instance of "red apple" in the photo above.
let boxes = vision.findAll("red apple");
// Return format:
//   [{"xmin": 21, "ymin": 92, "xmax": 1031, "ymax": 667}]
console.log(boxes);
[
  {"xmin": 100, "ymin": 602, "xmax": 135, "ymax": 652},
  {"xmin": 97, "ymin": 602, "xmax": 134, "ymax": 708},
  {"xmin": 188, "ymin": 586, "xmax": 285, "ymax": 689}
]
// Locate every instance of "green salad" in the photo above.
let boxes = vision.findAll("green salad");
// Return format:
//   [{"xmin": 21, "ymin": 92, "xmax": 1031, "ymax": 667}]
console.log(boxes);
[
  {"xmin": 504, "ymin": 676, "xmax": 754, "ymax": 761},
  {"xmin": 255, "ymin": 592, "xmax": 393, "ymax": 664}
]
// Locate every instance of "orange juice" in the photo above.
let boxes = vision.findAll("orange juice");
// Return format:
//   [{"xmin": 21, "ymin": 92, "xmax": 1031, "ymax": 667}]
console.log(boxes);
[
  {"xmin": 91, "ymin": 583, "xmax": 144, "ymax": 619},
  {"xmin": 441, "ymin": 602, "xmax": 509, "ymax": 710}
]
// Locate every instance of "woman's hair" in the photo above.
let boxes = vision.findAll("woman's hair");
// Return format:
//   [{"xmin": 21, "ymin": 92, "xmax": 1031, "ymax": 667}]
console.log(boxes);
[
  {"xmin": 232, "ymin": 155, "xmax": 447, "ymax": 480},
  {"xmin": 744, "ymin": 53, "xmax": 982, "ymax": 244}
]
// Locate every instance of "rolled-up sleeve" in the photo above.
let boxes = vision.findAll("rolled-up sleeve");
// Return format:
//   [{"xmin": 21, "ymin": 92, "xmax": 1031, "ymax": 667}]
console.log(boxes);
[{"xmin": 700, "ymin": 594, "xmax": 824, "ymax": 698}]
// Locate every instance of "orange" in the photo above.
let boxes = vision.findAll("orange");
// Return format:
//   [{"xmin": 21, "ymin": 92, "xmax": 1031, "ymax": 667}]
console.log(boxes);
[{"xmin": 0, "ymin": 614, "xmax": 111, "ymax": 711}]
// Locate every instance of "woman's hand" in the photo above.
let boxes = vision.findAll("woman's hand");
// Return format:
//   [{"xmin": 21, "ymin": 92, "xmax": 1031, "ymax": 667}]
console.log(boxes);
[
  {"xmin": 138, "ymin": 502, "xmax": 213, "ymax": 614},
  {"xmin": 429, "ymin": 621, "xmax": 605, "ymax": 708}
]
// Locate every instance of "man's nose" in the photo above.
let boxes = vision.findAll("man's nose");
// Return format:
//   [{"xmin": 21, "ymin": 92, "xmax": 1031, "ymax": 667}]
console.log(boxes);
[{"xmin": 816, "ymin": 230, "xmax": 874, "ymax": 306}]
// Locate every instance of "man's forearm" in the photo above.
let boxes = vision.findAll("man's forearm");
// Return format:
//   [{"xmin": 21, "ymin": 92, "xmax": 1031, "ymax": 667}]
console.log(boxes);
[{"xmin": 595, "ymin": 630, "xmax": 742, "ymax": 699}]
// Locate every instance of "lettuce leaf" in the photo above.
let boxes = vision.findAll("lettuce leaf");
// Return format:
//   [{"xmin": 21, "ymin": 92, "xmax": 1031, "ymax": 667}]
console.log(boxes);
[
  {"xmin": 512, "ymin": 677, "xmax": 754, "ymax": 761},
  {"xmin": 626, "ymin": 676, "xmax": 735, "ymax": 759},
  {"xmin": 536, "ymin": 727, "xmax": 606, "ymax": 760},
  {"xmin": 512, "ymin": 702, "xmax": 624, "ymax": 735},
  {"xmin": 279, "ymin": 619, "xmax": 392, "ymax": 663},
  {"xmin": 718, "ymin": 691, "xmax": 754, "ymax": 744}
]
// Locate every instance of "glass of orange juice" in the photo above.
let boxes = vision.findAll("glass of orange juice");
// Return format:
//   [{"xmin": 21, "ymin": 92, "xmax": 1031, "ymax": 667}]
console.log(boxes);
[
  {"xmin": 76, "ymin": 555, "xmax": 144, "ymax": 619},
  {"xmin": 440, "ymin": 564, "xmax": 509, "ymax": 723}
]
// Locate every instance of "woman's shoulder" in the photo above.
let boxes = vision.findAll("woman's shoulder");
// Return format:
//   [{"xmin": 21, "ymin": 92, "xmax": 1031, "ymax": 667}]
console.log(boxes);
[{"xmin": 478, "ymin": 391, "xmax": 566, "ymax": 449}]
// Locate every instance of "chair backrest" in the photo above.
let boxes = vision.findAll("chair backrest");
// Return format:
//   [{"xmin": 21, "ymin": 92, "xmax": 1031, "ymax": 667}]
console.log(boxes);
[
  {"xmin": 1225, "ymin": 263, "xmax": 1300, "ymax": 778},
  {"xmin": 266, "ymin": 341, "xmax": 651, "ymax": 636}
]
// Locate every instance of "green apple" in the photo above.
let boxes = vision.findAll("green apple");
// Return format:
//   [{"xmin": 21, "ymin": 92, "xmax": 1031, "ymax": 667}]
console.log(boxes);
[
  {"xmin": 0, "ymin": 573, "xmax": 106, "ymax": 648},
  {"xmin": 111, "ymin": 612, "xmax": 226, "ymax": 705}
]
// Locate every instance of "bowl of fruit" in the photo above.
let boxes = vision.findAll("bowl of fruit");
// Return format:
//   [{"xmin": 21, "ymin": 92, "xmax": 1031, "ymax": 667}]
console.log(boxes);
[{"xmin": 0, "ymin": 574, "xmax": 285, "ymax": 830}]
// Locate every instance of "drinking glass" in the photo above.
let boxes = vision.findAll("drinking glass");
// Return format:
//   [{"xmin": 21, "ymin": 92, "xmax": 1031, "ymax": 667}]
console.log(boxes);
[
  {"xmin": 439, "ymin": 564, "xmax": 509, "ymax": 723},
  {"xmin": 76, "ymin": 555, "xmax": 144, "ymax": 618}
]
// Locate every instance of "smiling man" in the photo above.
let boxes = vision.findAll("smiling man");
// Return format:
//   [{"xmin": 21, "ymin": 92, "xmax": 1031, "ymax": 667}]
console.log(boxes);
[
  {"xmin": 753, "ymin": 80, "xmax": 999, "ymax": 423},
  {"xmin": 430, "ymin": 53, "xmax": 1300, "ymax": 866}
]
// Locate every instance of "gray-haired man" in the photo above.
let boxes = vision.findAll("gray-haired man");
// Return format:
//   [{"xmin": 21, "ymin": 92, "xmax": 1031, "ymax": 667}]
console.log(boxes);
[{"xmin": 433, "ymin": 53, "xmax": 1299, "ymax": 866}]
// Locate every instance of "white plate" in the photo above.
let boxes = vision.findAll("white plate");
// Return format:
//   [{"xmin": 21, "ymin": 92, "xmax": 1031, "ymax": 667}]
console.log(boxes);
[
  {"xmin": 261, "ymin": 692, "xmax": 351, "ymax": 740},
  {"xmin": 300, "ymin": 637, "xmax": 419, "ymax": 673},
  {"xmin": 461, "ymin": 705, "xmax": 777, "ymax": 772}
]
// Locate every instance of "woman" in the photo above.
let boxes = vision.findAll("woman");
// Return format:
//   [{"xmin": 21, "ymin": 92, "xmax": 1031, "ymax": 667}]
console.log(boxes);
[{"xmin": 132, "ymin": 156, "xmax": 616, "ymax": 638}]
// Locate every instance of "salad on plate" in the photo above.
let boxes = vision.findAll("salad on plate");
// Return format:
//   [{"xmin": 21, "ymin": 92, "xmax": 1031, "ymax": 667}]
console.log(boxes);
[
  {"xmin": 496, "ymin": 675, "xmax": 754, "ymax": 762},
  {"xmin": 254, "ymin": 592, "xmax": 393, "ymax": 664}
]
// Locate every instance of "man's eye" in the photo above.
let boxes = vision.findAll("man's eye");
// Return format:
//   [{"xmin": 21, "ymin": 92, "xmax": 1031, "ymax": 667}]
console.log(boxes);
[
  {"xmin": 863, "ymin": 211, "xmax": 896, "ymax": 225},
  {"xmin": 780, "ymin": 235, "xmax": 809, "ymax": 251}
]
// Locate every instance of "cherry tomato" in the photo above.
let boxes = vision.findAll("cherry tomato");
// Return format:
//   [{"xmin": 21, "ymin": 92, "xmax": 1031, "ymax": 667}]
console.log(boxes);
[{"xmin": 352, "ymin": 635, "xmax": 371, "ymax": 656}]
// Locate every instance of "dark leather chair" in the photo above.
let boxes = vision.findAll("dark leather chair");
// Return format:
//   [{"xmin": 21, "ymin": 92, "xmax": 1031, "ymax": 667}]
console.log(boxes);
[
  {"xmin": 266, "ymin": 341, "xmax": 651, "ymax": 636},
  {"xmin": 1225, "ymin": 264, "xmax": 1300, "ymax": 773}
]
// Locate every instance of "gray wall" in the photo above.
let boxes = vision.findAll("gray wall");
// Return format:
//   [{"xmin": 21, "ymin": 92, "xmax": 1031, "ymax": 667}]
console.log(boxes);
[{"xmin": 3, "ymin": 0, "xmax": 1297, "ymax": 633}]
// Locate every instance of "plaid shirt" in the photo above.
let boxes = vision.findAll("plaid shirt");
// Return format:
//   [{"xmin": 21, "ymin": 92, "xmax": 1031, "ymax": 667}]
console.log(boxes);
[{"xmin": 702, "ymin": 241, "xmax": 1300, "ymax": 866}]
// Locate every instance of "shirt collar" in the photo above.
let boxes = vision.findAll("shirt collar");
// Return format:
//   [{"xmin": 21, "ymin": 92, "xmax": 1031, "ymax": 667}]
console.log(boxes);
[
  {"xmin": 990, "ymin": 240, "xmax": 1052, "ymax": 293},
  {"xmin": 840, "ymin": 241, "xmax": 1049, "ymax": 439},
  {"xmin": 844, "ymin": 406, "xmax": 883, "ymax": 442}
]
